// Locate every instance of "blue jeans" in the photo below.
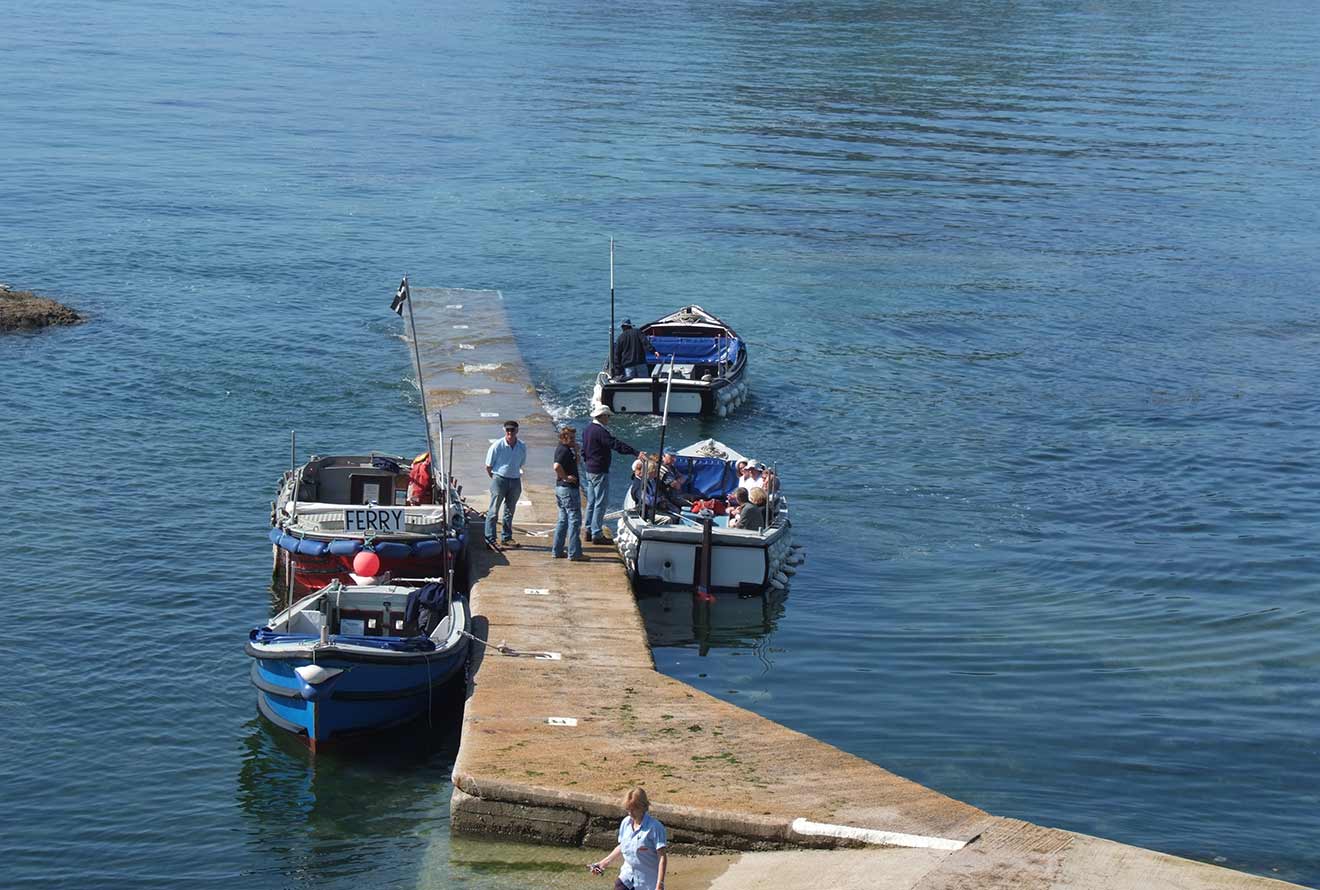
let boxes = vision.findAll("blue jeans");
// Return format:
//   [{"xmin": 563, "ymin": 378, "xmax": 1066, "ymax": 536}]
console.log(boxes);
[
  {"xmin": 584, "ymin": 471, "xmax": 609, "ymax": 537},
  {"xmin": 552, "ymin": 485, "xmax": 583, "ymax": 558},
  {"xmin": 622, "ymin": 362, "xmax": 650, "ymax": 380},
  {"xmin": 485, "ymin": 474, "xmax": 522, "ymax": 543}
]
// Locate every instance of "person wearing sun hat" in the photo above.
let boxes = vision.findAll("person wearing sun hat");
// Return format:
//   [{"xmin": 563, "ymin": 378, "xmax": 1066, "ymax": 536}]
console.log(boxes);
[{"xmin": 582, "ymin": 403, "xmax": 638, "ymax": 544}]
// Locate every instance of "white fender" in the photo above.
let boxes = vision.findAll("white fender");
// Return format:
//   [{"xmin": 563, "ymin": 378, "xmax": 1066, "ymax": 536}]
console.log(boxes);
[{"xmin": 294, "ymin": 665, "xmax": 344, "ymax": 685}]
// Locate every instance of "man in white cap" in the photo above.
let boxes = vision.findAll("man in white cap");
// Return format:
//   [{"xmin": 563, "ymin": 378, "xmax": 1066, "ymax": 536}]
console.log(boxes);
[
  {"xmin": 581, "ymin": 403, "xmax": 639, "ymax": 544},
  {"xmin": 741, "ymin": 459, "xmax": 765, "ymax": 494}
]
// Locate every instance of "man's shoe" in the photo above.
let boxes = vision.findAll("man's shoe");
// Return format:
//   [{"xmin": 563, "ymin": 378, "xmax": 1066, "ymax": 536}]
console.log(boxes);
[
  {"xmin": 591, "ymin": 534, "xmax": 610, "ymax": 545},
  {"xmin": 502, "ymin": 539, "xmax": 520, "ymax": 549},
  {"xmin": 569, "ymin": 554, "xmax": 590, "ymax": 562},
  {"xmin": 551, "ymin": 553, "xmax": 567, "ymax": 559}
]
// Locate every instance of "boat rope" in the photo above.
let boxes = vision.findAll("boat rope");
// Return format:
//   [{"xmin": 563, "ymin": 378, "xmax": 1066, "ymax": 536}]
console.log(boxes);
[{"xmin": 457, "ymin": 628, "xmax": 555, "ymax": 659}]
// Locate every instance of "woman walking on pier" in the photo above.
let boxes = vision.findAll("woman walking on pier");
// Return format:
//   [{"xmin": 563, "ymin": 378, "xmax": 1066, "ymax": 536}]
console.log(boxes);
[{"xmin": 589, "ymin": 787, "xmax": 668, "ymax": 890}]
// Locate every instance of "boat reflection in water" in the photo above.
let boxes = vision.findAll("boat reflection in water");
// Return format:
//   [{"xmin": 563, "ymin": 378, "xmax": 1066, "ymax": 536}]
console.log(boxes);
[
  {"xmin": 635, "ymin": 587, "xmax": 788, "ymax": 656},
  {"xmin": 235, "ymin": 713, "xmax": 461, "ymax": 885}
]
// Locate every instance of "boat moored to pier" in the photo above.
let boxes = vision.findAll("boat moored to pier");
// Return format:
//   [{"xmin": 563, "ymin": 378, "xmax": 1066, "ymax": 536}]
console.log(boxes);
[
  {"xmin": 247, "ymin": 580, "xmax": 469, "ymax": 750},
  {"xmin": 615, "ymin": 439, "xmax": 793, "ymax": 593},
  {"xmin": 270, "ymin": 453, "xmax": 467, "ymax": 596}
]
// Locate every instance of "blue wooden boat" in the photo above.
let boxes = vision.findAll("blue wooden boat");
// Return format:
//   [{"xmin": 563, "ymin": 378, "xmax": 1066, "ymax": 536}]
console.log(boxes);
[{"xmin": 247, "ymin": 580, "xmax": 469, "ymax": 751}]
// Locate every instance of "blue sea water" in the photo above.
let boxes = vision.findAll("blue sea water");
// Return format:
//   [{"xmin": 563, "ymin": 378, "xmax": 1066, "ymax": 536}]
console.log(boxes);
[{"xmin": 2, "ymin": 1, "xmax": 1319, "ymax": 887}]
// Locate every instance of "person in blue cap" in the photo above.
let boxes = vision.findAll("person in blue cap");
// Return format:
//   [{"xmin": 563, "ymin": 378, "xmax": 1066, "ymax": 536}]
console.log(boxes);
[{"xmin": 612, "ymin": 319, "xmax": 660, "ymax": 380}]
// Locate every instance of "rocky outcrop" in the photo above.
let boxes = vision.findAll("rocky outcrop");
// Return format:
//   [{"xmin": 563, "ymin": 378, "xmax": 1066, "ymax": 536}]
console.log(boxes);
[{"xmin": 0, "ymin": 284, "xmax": 83, "ymax": 332}]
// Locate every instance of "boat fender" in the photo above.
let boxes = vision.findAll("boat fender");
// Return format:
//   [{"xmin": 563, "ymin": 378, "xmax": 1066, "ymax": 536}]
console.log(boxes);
[
  {"xmin": 327, "ymin": 539, "xmax": 361, "ymax": 557},
  {"xmin": 412, "ymin": 539, "xmax": 447, "ymax": 559},
  {"xmin": 782, "ymin": 565, "xmax": 796, "ymax": 576},
  {"xmin": 295, "ymin": 537, "xmax": 328, "ymax": 557},
  {"xmin": 268, "ymin": 527, "xmax": 283, "ymax": 545},
  {"xmin": 774, "ymin": 571, "xmax": 789, "ymax": 585},
  {"xmin": 374, "ymin": 541, "xmax": 412, "ymax": 560},
  {"xmin": 275, "ymin": 532, "xmax": 300, "ymax": 553},
  {"xmin": 769, "ymin": 578, "xmax": 786, "ymax": 590},
  {"xmin": 717, "ymin": 405, "xmax": 728, "ymax": 418},
  {"xmin": 294, "ymin": 664, "xmax": 345, "ymax": 701}
]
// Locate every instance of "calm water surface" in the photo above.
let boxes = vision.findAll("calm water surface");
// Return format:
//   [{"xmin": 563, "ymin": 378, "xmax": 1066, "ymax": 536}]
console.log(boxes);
[{"xmin": 2, "ymin": 1, "xmax": 1318, "ymax": 887}]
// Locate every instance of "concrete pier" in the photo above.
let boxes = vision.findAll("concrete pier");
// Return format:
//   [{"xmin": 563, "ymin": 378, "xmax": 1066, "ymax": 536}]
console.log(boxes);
[{"xmin": 411, "ymin": 288, "xmax": 1304, "ymax": 889}]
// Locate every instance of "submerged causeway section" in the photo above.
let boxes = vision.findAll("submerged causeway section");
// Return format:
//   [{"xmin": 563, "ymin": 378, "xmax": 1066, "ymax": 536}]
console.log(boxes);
[{"xmin": 412, "ymin": 288, "xmax": 1301, "ymax": 889}]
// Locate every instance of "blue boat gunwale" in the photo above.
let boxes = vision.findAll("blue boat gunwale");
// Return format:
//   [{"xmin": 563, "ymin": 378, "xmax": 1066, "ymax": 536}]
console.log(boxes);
[
  {"xmin": 248, "ymin": 582, "xmax": 470, "ymax": 666},
  {"xmin": 249, "ymin": 662, "xmax": 462, "ymax": 701}
]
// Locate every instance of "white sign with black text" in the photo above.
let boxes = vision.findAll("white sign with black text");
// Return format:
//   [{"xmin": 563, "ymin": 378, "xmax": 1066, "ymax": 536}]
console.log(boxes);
[{"xmin": 343, "ymin": 508, "xmax": 407, "ymax": 533}]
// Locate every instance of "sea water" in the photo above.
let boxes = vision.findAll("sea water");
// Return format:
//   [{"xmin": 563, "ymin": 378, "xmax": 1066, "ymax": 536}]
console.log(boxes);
[{"xmin": 2, "ymin": 1, "xmax": 1318, "ymax": 887}]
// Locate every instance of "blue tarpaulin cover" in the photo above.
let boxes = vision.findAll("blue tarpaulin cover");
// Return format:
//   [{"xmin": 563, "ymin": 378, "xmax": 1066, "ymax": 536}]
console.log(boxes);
[
  {"xmin": 673, "ymin": 456, "xmax": 740, "ymax": 498},
  {"xmin": 647, "ymin": 336, "xmax": 741, "ymax": 365}
]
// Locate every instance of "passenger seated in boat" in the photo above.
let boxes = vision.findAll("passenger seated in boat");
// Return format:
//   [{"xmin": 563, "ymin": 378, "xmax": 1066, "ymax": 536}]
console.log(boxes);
[
  {"xmin": 760, "ymin": 467, "xmax": 779, "ymax": 495},
  {"xmin": 658, "ymin": 450, "xmax": 693, "ymax": 508},
  {"xmin": 630, "ymin": 457, "xmax": 682, "ymax": 517},
  {"xmin": 731, "ymin": 488, "xmax": 767, "ymax": 531},
  {"xmin": 726, "ymin": 487, "xmax": 749, "ymax": 520},
  {"xmin": 740, "ymin": 460, "xmax": 766, "ymax": 494}
]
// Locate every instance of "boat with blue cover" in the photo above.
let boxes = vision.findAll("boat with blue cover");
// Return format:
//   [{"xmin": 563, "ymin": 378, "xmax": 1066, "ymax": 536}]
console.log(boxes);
[
  {"xmin": 591, "ymin": 305, "xmax": 748, "ymax": 417},
  {"xmin": 270, "ymin": 453, "xmax": 467, "ymax": 597},
  {"xmin": 247, "ymin": 580, "xmax": 469, "ymax": 751},
  {"xmin": 614, "ymin": 439, "xmax": 795, "ymax": 593}
]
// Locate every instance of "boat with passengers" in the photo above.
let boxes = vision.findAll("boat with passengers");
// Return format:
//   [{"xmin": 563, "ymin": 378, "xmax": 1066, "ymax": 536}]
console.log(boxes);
[
  {"xmin": 614, "ymin": 439, "xmax": 794, "ymax": 593},
  {"xmin": 269, "ymin": 452, "xmax": 467, "ymax": 597},
  {"xmin": 247, "ymin": 579, "xmax": 469, "ymax": 751},
  {"xmin": 592, "ymin": 305, "xmax": 748, "ymax": 417}
]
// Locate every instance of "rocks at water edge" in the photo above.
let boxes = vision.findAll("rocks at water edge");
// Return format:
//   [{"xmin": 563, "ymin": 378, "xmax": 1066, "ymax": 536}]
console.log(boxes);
[{"xmin": 0, "ymin": 284, "xmax": 83, "ymax": 332}]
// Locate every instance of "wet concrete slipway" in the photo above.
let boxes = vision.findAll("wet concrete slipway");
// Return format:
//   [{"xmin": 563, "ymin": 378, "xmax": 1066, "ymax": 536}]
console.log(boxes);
[{"xmin": 410, "ymin": 287, "xmax": 1303, "ymax": 890}]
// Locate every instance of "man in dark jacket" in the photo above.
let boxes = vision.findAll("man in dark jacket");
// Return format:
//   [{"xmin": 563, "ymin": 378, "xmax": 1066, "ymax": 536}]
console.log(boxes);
[
  {"xmin": 613, "ymin": 319, "xmax": 660, "ymax": 380},
  {"xmin": 581, "ymin": 404, "xmax": 639, "ymax": 544}
]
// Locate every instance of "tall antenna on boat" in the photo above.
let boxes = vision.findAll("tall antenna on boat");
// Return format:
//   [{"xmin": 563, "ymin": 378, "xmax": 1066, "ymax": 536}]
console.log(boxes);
[
  {"xmin": 608, "ymin": 237, "xmax": 616, "ymax": 381},
  {"xmin": 394, "ymin": 277, "xmax": 453, "ymax": 590},
  {"xmin": 650, "ymin": 355, "xmax": 677, "ymax": 523}
]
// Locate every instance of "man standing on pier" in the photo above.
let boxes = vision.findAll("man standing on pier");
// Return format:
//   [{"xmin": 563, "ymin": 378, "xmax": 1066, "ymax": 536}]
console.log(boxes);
[
  {"xmin": 484, "ymin": 420, "xmax": 527, "ymax": 549},
  {"xmin": 582, "ymin": 404, "xmax": 638, "ymax": 545}
]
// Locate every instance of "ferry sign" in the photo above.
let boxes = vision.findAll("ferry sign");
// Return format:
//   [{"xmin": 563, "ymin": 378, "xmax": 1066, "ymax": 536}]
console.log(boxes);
[{"xmin": 344, "ymin": 508, "xmax": 407, "ymax": 533}]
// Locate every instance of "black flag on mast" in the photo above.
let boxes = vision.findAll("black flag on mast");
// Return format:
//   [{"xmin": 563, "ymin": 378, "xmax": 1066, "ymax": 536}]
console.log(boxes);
[{"xmin": 391, "ymin": 278, "xmax": 409, "ymax": 316}]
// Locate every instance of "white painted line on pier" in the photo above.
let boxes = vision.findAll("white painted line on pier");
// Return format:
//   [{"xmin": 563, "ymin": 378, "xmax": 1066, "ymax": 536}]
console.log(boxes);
[
  {"xmin": 534, "ymin": 652, "xmax": 562, "ymax": 661},
  {"xmin": 464, "ymin": 388, "xmax": 492, "ymax": 395},
  {"xmin": 517, "ymin": 500, "xmax": 532, "ymax": 507},
  {"xmin": 463, "ymin": 363, "xmax": 502, "ymax": 373},
  {"xmin": 524, "ymin": 588, "xmax": 550, "ymax": 596},
  {"xmin": 481, "ymin": 412, "xmax": 500, "ymax": 417},
  {"xmin": 790, "ymin": 818, "xmax": 966, "ymax": 851},
  {"xmin": 453, "ymin": 324, "xmax": 470, "ymax": 329},
  {"xmin": 547, "ymin": 717, "xmax": 577, "ymax": 726}
]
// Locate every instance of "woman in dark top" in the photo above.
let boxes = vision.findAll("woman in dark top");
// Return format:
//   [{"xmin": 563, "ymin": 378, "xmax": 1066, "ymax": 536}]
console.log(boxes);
[{"xmin": 552, "ymin": 426, "xmax": 588, "ymax": 561}]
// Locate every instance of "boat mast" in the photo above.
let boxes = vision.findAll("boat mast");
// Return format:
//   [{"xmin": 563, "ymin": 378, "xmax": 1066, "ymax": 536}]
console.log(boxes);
[
  {"xmin": 608, "ymin": 237, "xmax": 616, "ymax": 380},
  {"xmin": 397, "ymin": 276, "xmax": 452, "ymax": 589},
  {"xmin": 649, "ymin": 355, "xmax": 676, "ymax": 524}
]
